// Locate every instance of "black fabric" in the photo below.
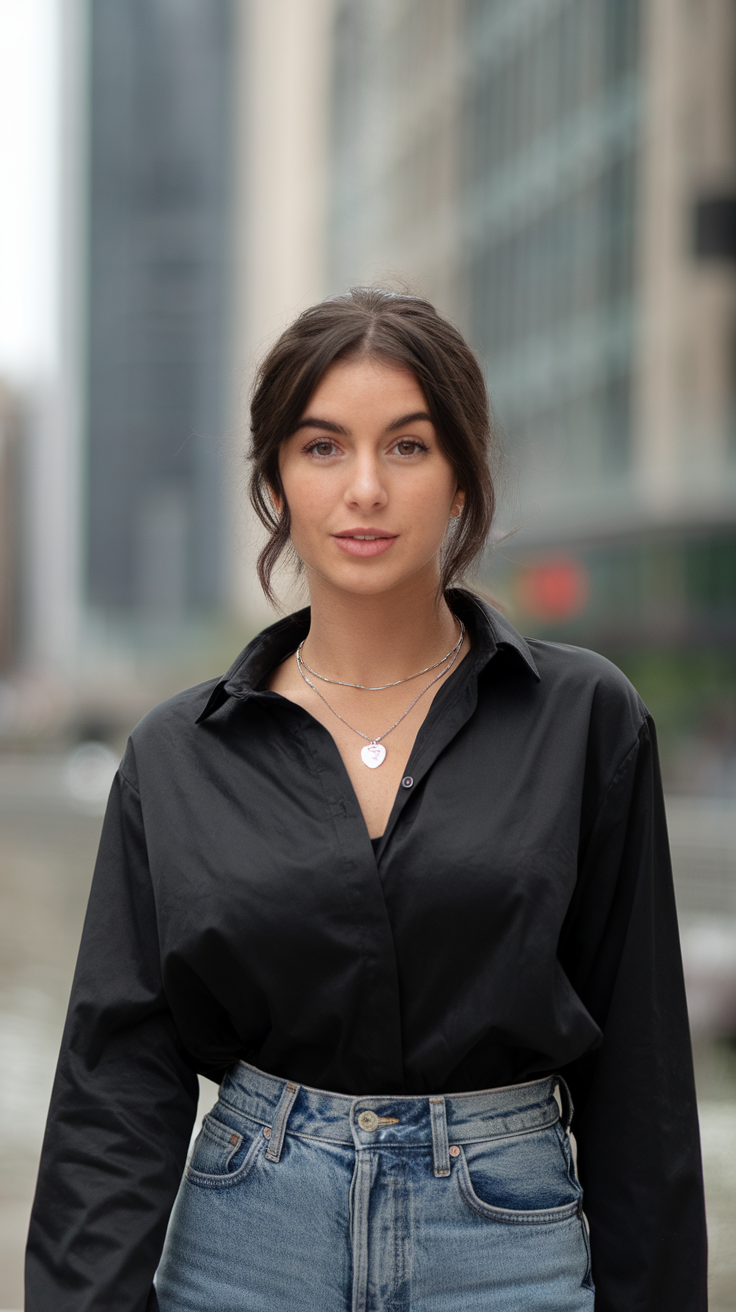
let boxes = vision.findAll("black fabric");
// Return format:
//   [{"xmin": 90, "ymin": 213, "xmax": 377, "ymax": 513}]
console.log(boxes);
[{"xmin": 26, "ymin": 590, "xmax": 707, "ymax": 1311}]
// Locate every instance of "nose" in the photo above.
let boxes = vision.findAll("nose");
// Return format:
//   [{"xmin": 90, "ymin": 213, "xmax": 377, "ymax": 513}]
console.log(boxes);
[{"xmin": 343, "ymin": 451, "xmax": 388, "ymax": 512}]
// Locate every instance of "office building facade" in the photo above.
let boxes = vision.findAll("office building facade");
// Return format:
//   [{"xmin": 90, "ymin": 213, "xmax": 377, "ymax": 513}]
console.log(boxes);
[
  {"xmin": 460, "ymin": 0, "xmax": 641, "ymax": 523},
  {"xmin": 329, "ymin": 0, "xmax": 736, "ymax": 646}
]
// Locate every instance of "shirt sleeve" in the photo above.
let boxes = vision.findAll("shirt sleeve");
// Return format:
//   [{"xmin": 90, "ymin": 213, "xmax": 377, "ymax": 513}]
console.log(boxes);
[
  {"xmin": 559, "ymin": 717, "xmax": 708, "ymax": 1312},
  {"xmin": 25, "ymin": 760, "xmax": 199, "ymax": 1312}
]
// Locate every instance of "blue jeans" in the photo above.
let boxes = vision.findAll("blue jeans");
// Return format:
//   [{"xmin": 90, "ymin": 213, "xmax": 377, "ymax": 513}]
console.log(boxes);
[{"xmin": 156, "ymin": 1062, "xmax": 595, "ymax": 1311}]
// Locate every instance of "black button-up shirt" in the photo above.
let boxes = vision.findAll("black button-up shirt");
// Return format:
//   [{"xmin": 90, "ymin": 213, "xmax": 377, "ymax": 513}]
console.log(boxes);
[{"xmin": 26, "ymin": 590, "xmax": 707, "ymax": 1311}]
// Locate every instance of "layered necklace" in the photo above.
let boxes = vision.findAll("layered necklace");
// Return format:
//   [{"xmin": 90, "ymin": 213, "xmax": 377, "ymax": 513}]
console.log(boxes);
[{"xmin": 295, "ymin": 619, "xmax": 465, "ymax": 768}]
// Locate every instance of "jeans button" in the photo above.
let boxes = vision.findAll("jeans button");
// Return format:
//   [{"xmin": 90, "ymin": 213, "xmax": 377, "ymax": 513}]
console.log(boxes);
[{"xmin": 358, "ymin": 1110, "xmax": 379, "ymax": 1132}]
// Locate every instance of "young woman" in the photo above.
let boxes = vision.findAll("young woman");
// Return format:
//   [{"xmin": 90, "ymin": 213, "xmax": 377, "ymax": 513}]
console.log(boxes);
[{"xmin": 27, "ymin": 290, "xmax": 706, "ymax": 1311}]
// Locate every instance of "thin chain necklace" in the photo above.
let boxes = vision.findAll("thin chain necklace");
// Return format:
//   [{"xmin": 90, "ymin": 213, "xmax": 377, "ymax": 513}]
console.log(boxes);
[
  {"xmin": 295, "ymin": 621, "xmax": 465, "ymax": 769},
  {"xmin": 296, "ymin": 622, "xmax": 464, "ymax": 691}
]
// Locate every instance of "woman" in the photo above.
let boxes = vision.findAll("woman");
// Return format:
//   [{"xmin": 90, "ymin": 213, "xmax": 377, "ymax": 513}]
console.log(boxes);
[{"xmin": 27, "ymin": 290, "xmax": 706, "ymax": 1311}]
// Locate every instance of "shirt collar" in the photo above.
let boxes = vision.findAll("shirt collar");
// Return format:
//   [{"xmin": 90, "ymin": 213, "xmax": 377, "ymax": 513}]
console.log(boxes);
[{"xmin": 195, "ymin": 587, "xmax": 539, "ymax": 724}]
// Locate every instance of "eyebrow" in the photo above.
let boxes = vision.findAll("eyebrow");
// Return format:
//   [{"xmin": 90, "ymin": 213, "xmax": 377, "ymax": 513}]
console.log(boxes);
[
  {"xmin": 293, "ymin": 417, "xmax": 348, "ymax": 435},
  {"xmin": 386, "ymin": 410, "xmax": 433, "ymax": 431},
  {"xmin": 293, "ymin": 410, "xmax": 433, "ymax": 436}
]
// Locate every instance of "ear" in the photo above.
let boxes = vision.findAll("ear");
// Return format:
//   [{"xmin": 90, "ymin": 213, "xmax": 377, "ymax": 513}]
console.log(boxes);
[
  {"xmin": 450, "ymin": 489, "xmax": 465, "ymax": 519},
  {"xmin": 268, "ymin": 483, "xmax": 284, "ymax": 516}
]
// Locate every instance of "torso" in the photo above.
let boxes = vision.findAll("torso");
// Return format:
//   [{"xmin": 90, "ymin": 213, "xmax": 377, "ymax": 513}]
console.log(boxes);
[{"xmin": 267, "ymin": 632, "xmax": 471, "ymax": 838}]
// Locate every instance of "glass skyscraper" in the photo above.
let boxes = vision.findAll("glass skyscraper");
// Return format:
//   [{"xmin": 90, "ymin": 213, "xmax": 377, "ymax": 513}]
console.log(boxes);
[{"xmin": 85, "ymin": 0, "xmax": 234, "ymax": 628}]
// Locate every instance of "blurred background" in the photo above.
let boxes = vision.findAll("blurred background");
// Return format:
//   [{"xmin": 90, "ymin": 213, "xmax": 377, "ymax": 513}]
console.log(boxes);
[{"xmin": 1, "ymin": 0, "xmax": 735, "ymax": 1305}]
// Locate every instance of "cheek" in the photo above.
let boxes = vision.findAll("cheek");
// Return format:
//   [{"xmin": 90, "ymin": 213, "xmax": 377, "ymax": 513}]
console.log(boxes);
[
  {"xmin": 281, "ymin": 469, "xmax": 336, "ymax": 531},
  {"xmin": 400, "ymin": 472, "xmax": 456, "ymax": 534}
]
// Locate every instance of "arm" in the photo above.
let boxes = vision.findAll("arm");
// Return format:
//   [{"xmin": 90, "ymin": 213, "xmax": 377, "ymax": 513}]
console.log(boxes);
[
  {"xmin": 559, "ymin": 718, "xmax": 707, "ymax": 1312},
  {"xmin": 26, "ymin": 759, "xmax": 199, "ymax": 1312}
]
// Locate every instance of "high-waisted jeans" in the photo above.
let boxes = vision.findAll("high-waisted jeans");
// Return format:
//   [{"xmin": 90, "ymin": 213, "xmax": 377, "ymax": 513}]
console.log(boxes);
[{"xmin": 155, "ymin": 1061, "xmax": 595, "ymax": 1312}]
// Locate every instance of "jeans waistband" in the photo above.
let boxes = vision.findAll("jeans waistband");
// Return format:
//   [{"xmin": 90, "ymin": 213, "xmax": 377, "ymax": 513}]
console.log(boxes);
[{"xmin": 218, "ymin": 1061, "xmax": 571, "ymax": 1174}]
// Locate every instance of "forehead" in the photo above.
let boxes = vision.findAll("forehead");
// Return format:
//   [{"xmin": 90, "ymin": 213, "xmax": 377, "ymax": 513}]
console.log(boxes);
[{"xmin": 303, "ymin": 356, "xmax": 430, "ymax": 420}]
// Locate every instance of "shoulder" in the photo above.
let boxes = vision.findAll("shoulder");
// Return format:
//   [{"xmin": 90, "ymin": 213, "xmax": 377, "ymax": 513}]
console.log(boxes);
[
  {"xmin": 119, "ymin": 677, "xmax": 222, "ymax": 788},
  {"xmin": 528, "ymin": 639, "xmax": 645, "ymax": 709},
  {"xmin": 524, "ymin": 638, "xmax": 649, "ymax": 749},
  {"xmin": 523, "ymin": 640, "xmax": 651, "ymax": 794},
  {"xmin": 134, "ymin": 676, "xmax": 222, "ymax": 740}
]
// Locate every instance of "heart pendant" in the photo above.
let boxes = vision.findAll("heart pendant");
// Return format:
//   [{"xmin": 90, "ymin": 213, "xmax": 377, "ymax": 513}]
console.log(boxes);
[{"xmin": 361, "ymin": 742, "xmax": 386, "ymax": 769}]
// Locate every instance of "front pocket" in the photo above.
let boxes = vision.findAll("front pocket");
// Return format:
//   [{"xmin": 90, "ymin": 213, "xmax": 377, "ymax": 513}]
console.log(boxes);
[
  {"xmin": 456, "ymin": 1124, "xmax": 582, "ymax": 1225},
  {"xmin": 186, "ymin": 1112, "xmax": 264, "ymax": 1189}
]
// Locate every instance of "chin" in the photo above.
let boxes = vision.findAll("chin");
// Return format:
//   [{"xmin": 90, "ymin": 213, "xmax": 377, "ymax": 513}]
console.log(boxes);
[
  {"xmin": 333, "ymin": 570, "xmax": 403, "ymax": 597},
  {"xmin": 314, "ymin": 560, "xmax": 437, "ymax": 599}
]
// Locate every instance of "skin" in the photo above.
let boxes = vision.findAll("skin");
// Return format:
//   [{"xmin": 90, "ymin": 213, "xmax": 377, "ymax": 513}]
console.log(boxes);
[{"xmin": 268, "ymin": 355, "xmax": 469, "ymax": 839}]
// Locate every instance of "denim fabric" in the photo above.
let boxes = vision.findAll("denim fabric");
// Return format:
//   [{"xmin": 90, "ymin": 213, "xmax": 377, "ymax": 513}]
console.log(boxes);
[{"xmin": 155, "ymin": 1062, "xmax": 595, "ymax": 1312}]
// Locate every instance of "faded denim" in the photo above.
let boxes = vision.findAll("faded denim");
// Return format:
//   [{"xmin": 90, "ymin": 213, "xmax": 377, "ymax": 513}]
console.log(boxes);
[{"xmin": 155, "ymin": 1061, "xmax": 595, "ymax": 1312}]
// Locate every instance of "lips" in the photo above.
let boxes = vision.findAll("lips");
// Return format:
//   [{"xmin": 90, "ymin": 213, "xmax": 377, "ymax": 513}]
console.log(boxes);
[{"xmin": 332, "ymin": 529, "xmax": 398, "ymax": 558}]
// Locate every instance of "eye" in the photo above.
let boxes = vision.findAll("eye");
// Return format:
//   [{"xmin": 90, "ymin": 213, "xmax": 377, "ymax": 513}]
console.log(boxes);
[
  {"xmin": 392, "ymin": 439, "xmax": 428, "ymax": 457},
  {"xmin": 305, "ymin": 439, "xmax": 339, "ymax": 458}
]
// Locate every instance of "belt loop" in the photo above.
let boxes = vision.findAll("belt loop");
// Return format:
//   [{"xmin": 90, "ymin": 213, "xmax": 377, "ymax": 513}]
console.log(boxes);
[
  {"xmin": 555, "ymin": 1075, "xmax": 574, "ymax": 1131},
  {"xmin": 429, "ymin": 1096, "xmax": 451, "ymax": 1178},
  {"xmin": 265, "ymin": 1080, "xmax": 299, "ymax": 1163}
]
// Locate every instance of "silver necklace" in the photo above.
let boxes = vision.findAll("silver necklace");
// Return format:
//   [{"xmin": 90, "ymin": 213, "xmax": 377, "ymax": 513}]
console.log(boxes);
[
  {"xmin": 296, "ymin": 621, "xmax": 464, "ymax": 691},
  {"xmin": 295, "ymin": 633, "xmax": 464, "ymax": 769}
]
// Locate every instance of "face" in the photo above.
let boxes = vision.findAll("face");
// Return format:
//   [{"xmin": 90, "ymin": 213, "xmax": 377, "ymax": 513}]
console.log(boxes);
[{"xmin": 276, "ymin": 356, "xmax": 464, "ymax": 599}]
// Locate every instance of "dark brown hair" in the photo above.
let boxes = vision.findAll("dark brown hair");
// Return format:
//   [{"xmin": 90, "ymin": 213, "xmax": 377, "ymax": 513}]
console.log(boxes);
[{"xmin": 249, "ymin": 288, "xmax": 496, "ymax": 604}]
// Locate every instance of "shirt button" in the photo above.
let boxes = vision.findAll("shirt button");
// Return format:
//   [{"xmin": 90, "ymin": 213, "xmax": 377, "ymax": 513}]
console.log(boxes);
[
  {"xmin": 358, "ymin": 1110, "xmax": 380, "ymax": 1132},
  {"xmin": 401, "ymin": 776, "xmax": 414, "ymax": 788}
]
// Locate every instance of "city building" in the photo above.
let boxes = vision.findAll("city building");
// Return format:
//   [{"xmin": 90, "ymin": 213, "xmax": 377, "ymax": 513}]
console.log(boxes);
[
  {"xmin": 2, "ymin": 0, "xmax": 243, "ymax": 737},
  {"xmin": 85, "ymin": 0, "xmax": 235, "ymax": 636},
  {"xmin": 328, "ymin": 0, "xmax": 736, "ymax": 783},
  {"xmin": 8, "ymin": 0, "xmax": 335, "ymax": 736}
]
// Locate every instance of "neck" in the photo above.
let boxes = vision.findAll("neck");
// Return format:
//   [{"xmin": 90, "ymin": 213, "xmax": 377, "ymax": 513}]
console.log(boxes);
[{"xmin": 301, "ymin": 569, "xmax": 461, "ymax": 686}]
